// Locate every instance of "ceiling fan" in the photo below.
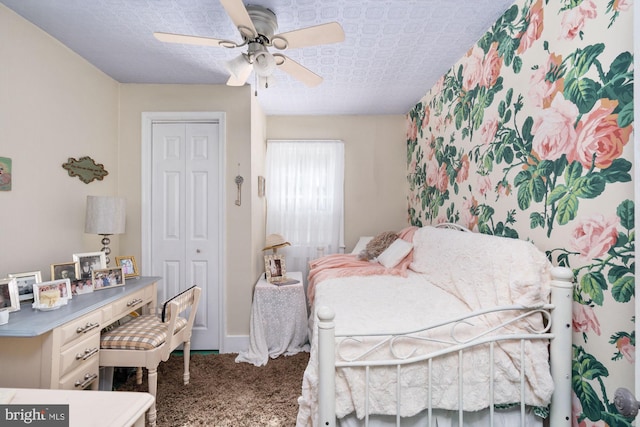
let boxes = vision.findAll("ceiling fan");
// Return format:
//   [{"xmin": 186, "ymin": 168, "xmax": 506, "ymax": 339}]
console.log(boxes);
[{"xmin": 154, "ymin": 0, "xmax": 345, "ymax": 89}]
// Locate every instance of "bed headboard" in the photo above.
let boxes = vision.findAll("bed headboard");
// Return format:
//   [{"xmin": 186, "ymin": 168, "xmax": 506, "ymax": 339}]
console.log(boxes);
[{"xmin": 434, "ymin": 222, "xmax": 471, "ymax": 232}]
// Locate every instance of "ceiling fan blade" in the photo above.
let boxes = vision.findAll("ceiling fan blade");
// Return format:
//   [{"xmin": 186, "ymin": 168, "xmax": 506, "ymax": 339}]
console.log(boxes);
[
  {"xmin": 272, "ymin": 22, "xmax": 345, "ymax": 50},
  {"xmin": 274, "ymin": 54, "xmax": 323, "ymax": 87},
  {"xmin": 154, "ymin": 32, "xmax": 226, "ymax": 47},
  {"xmin": 219, "ymin": 0, "xmax": 257, "ymax": 39}
]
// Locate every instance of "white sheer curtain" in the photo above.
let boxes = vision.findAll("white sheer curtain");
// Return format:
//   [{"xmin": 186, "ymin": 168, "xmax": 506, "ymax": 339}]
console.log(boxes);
[{"xmin": 265, "ymin": 140, "xmax": 344, "ymax": 280}]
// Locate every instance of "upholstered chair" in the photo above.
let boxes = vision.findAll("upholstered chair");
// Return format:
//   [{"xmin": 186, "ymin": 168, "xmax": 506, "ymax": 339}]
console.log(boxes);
[{"xmin": 100, "ymin": 286, "xmax": 201, "ymax": 427}]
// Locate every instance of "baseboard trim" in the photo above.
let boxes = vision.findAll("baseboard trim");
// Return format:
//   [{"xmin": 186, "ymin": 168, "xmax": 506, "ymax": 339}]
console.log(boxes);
[{"xmin": 221, "ymin": 335, "xmax": 249, "ymax": 354}]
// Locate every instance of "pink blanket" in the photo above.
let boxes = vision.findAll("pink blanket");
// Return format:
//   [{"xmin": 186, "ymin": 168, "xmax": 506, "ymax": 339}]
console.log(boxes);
[{"xmin": 307, "ymin": 226, "xmax": 418, "ymax": 306}]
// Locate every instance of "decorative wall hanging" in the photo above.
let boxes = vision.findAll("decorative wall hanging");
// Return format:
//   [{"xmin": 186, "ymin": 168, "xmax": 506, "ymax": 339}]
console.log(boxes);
[
  {"xmin": 62, "ymin": 156, "xmax": 108, "ymax": 184},
  {"xmin": 0, "ymin": 157, "xmax": 12, "ymax": 191}
]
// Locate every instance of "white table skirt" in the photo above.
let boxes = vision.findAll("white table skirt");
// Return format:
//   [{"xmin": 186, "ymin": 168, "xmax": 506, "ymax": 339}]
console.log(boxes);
[{"xmin": 236, "ymin": 271, "xmax": 309, "ymax": 366}]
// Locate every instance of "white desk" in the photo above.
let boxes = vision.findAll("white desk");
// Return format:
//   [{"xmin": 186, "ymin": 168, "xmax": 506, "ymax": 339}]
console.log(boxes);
[
  {"xmin": 236, "ymin": 271, "xmax": 309, "ymax": 366},
  {"xmin": 1, "ymin": 387, "xmax": 154, "ymax": 427},
  {"xmin": 0, "ymin": 277, "xmax": 159, "ymax": 390}
]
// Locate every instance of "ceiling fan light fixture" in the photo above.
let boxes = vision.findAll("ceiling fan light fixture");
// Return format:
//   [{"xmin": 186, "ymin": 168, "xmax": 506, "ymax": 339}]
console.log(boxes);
[
  {"xmin": 225, "ymin": 53, "xmax": 252, "ymax": 84},
  {"xmin": 258, "ymin": 75, "xmax": 276, "ymax": 89},
  {"xmin": 253, "ymin": 51, "xmax": 276, "ymax": 76}
]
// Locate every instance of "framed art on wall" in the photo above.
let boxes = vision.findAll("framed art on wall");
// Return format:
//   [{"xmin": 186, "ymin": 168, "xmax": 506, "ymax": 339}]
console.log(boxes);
[{"xmin": 8, "ymin": 271, "xmax": 42, "ymax": 302}]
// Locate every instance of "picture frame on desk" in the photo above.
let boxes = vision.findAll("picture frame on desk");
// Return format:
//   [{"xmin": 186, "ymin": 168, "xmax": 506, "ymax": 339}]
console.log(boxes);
[
  {"xmin": 50, "ymin": 261, "xmax": 79, "ymax": 281},
  {"xmin": 73, "ymin": 252, "xmax": 107, "ymax": 280},
  {"xmin": 71, "ymin": 278, "xmax": 94, "ymax": 295},
  {"xmin": 92, "ymin": 267, "xmax": 125, "ymax": 290},
  {"xmin": 0, "ymin": 277, "xmax": 20, "ymax": 312},
  {"xmin": 114, "ymin": 255, "xmax": 139, "ymax": 279},
  {"xmin": 264, "ymin": 254, "xmax": 286, "ymax": 283},
  {"xmin": 8, "ymin": 270, "xmax": 41, "ymax": 302},
  {"xmin": 33, "ymin": 279, "xmax": 72, "ymax": 310}
]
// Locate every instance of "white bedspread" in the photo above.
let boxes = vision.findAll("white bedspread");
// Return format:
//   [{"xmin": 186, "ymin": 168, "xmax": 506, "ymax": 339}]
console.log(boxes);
[{"xmin": 296, "ymin": 272, "xmax": 554, "ymax": 426}]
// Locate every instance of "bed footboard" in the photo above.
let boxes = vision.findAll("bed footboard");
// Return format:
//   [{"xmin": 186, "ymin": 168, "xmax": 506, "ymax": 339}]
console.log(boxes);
[{"xmin": 316, "ymin": 266, "xmax": 574, "ymax": 427}]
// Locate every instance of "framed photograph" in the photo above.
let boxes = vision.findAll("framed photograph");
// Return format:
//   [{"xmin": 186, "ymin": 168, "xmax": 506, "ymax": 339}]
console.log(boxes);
[
  {"xmin": 71, "ymin": 278, "xmax": 94, "ymax": 295},
  {"xmin": 8, "ymin": 271, "xmax": 42, "ymax": 302},
  {"xmin": 50, "ymin": 262, "xmax": 79, "ymax": 281},
  {"xmin": 73, "ymin": 252, "xmax": 106, "ymax": 280},
  {"xmin": 0, "ymin": 278, "xmax": 20, "ymax": 312},
  {"xmin": 92, "ymin": 267, "xmax": 125, "ymax": 290},
  {"xmin": 115, "ymin": 256, "xmax": 139, "ymax": 279},
  {"xmin": 264, "ymin": 254, "xmax": 286, "ymax": 283},
  {"xmin": 33, "ymin": 279, "xmax": 71, "ymax": 309}
]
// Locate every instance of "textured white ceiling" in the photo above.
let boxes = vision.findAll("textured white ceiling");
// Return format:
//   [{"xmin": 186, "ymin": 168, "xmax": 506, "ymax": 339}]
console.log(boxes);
[{"xmin": 1, "ymin": 0, "xmax": 514, "ymax": 115}]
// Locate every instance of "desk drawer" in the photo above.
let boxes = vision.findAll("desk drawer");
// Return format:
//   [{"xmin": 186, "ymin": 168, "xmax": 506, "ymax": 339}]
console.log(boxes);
[
  {"xmin": 59, "ymin": 358, "xmax": 99, "ymax": 390},
  {"xmin": 59, "ymin": 333, "xmax": 100, "ymax": 378},
  {"xmin": 112, "ymin": 289, "xmax": 149, "ymax": 318},
  {"xmin": 59, "ymin": 311, "xmax": 102, "ymax": 349}
]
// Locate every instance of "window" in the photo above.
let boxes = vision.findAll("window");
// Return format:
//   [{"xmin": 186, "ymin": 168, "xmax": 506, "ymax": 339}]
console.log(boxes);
[{"xmin": 265, "ymin": 140, "xmax": 344, "ymax": 277}]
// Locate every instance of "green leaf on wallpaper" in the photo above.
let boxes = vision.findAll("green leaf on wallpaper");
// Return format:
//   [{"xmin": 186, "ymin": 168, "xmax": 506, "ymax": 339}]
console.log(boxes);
[
  {"xmin": 498, "ymin": 100, "xmax": 506, "ymax": 118},
  {"xmin": 573, "ymin": 380, "xmax": 605, "ymax": 422},
  {"xmin": 521, "ymin": 116, "xmax": 533, "ymax": 145},
  {"xmin": 573, "ymin": 351, "xmax": 607, "ymax": 421},
  {"xmin": 565, "ymin": 161, "xmax": 583, "ymax": 183},
  {"xmin": 616, "ymin": 199, "xmax": 634, "ymax": 230},
  {"xmin": 607, "ymin": 51, "xmax": 633, "ymax": 80},
  {"xmin": 565, "ymin": 77, "xmax": 600, "ymax": 113},
  {"xmin": 547, "ymin": 184, "xmax": 568, "ymax": 205},
  {"xmin": 617, "ymin": 101, "xmax": 633, "ymax": 128},
  {"xmin": 503, "ymin": 109, "xmax": 512, "ymax": 124},
  {"xmin": 517, "ymin": 184, "xmax": 532, "ymax": 210},
  {"xmin": 556, "ymin": 193, "xmax": 579, "ymax": 225},
  {"xmin": 513, "ymin": 169, "xmax": 531, "ymax": 187},
  {"xmin": 531, "ymin": 176, "xmax": 546, "ymax": 203},
  {"xmin": 602, "ymin": 158, "xmax": 632, "ymax": 184},
  {"xmin": 571, "ymin": 44, "xmax": 605, "ymax": 78},
  {"xmin": 608, "ymin": 265, "xmax": 632, "ymax": 283},
  {"xmin": 612, "ymin": 276, "xmax": 634, "ymax": 303},
  {"xmin": 504, "ymin": 88, "xmax": 513, "ymax": 106},
  {"xmin": 582, "ymin": 272, "xmax": 606, "ymax": 305},
  {"xmin": 530, "ymin": 212, "xmax": 545, "ymax": 229},
  {"xmin": 572, "ymin": 175, "xmax": 606, "ymax": 199},
  {"xmin": 538, "ymin": 160, "xmax": 555, "ymax": 177},
  {"xmin": 512, "ymin": 56, "xmax": 522, "ymax": 74},
  {"xmin": 498, "ymin": 37, "xmax": 517, "ymax": 67},
  {"xmin": 599, "ymin": 411, "xmax": 633, "ymax": 427}
]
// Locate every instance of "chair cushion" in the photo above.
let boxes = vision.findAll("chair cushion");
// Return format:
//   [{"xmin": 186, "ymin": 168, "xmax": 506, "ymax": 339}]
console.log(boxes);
[{"xmin": 101, "ymin": 314, "xmax": 188, "ymax": 351}]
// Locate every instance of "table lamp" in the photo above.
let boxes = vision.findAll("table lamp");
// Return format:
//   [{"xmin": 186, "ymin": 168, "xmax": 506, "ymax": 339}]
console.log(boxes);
[{"xmin": 84, "ymin": 195, "xmax": 126, "ymax": 265}]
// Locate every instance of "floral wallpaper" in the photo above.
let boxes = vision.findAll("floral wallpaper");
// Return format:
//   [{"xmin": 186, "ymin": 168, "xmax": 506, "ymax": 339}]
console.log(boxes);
[{"xmin": 406, "ymin": 0, "xmax": 634, "ymax": 425}]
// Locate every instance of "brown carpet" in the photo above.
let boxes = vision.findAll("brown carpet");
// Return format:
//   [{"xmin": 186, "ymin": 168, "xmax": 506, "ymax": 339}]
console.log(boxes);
[{"xmin": 116, "ymin": 352, "xmax": 310, "ymax": 427}]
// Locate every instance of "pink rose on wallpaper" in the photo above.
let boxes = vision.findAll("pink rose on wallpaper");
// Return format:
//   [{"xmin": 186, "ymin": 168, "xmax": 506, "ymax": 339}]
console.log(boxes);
[
  {"xmin": 432, "ymin": 75, "xmax": 445, "ymax": 95},
  {"xmin": 572, "ymin": 302, "xmax": 601, "ymax": 335},
  {"xmin": 407, "ymin": 116, "xmax": 418, "ymax": 141},
  {"xmin": 531, "ymin": 93, "xmax": 579, "ymax": 161},
  {"xmin": 462, "ymin": 45, "xmax": 484, "ymax": 91},
  {"xmin": 497, "ymin": 181, "xmax": 511, "ymax": 197},
  {"xmin": 434, "ymin": 163, "xmax": 448, "ymax": 193},
  {"xmin": 529, "ymin": 53, "xmax": 564, "ymax": 109},
  {"xmin": 570, "ymin": 214, "xmax": 619, "ymax": 259},
  {"xmin": 616, "ymin": 336, "xmax": 635, "ymax": 363},
  {"xmin": 462, "ymin": 196, "xmax": 479, "ymax": 231},
  {"xmin": 478, "ymin": 175, "xmax": 492, "ymax": 197},
  {"xmin": 425, "ymin": 159, "xmax": 439, "ymax": 188},
  {"xmin": 421, "ymin": 105, "xmax": 431, "ymax": 130},
  {"xmin": 574, "ymin": 99, "xmax": 632, "ymax": 169},
  {"xmin": 559, "ymin": 0, "xmax": 597, "ymax": 40},
  {"xmin": 481, "ymin": 42, "xmax": 503, "ymax": 88},
  {"xmin": 479, "ymin": 115, "xmax": 499, "ymax": 145},
  {"xmin": 517, "ymin": 0, "xmax": 544, "ymax": 54},
  {"xmin": 425, "ymin": 136, "xmax": 436, "ymax": 160},
  {"xmin": 456, "ymin": 154, "xmax": 470, "ymax": 184}
]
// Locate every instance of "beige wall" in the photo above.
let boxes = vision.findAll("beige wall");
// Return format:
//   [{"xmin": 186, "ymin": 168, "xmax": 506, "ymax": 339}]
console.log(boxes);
[
  {"xmin": 267, "ymin": 115, "xmax": 409, "ymax": 251},
  {"xmin": 0, "ymin": 5, "xmax": 120, "ymax": 277}
]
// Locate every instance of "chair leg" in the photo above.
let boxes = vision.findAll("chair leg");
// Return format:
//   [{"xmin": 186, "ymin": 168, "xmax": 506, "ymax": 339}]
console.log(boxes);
[
  {"xmin": 136, "ymin": 367, "xmax": 143, "ymax": 385},
  {"xmin": 147, "ymin": 367, "xmax": 158, "ymax": 427},
  {"xmin": 183, "ymin": 340, "xmax": 191, "ymax": 385}
]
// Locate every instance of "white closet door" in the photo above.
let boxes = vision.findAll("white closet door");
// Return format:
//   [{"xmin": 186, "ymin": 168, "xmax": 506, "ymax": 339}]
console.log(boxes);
[{"xmin": 151, "ymin": 122, "xmax": 220, "ymax": 350}]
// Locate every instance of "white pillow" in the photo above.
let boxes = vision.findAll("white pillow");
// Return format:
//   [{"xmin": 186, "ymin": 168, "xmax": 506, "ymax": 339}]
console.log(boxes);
[
  {"xmin": 351, "ymin": 236, "xmax": 373, "ymax": 255},
  {"xmin": 377, "ymin": 238, "xmax": 413, "ymax": 269}
]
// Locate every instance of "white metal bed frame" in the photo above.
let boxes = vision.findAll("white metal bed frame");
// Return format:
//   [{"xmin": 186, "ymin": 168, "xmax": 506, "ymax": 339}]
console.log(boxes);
[{"xmin": 315, "ymin": 266, "xmax": 574, "ymax": 427}]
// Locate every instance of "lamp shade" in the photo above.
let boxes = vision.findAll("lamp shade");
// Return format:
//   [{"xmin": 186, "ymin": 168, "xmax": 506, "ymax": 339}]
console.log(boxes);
[
  {"xmin": 84, "ymin": 196, "xmax": 126, "ymax": 235},
  {"xmin": 262, "ymin": 234, "xmax": 290, "ymax": 251}
]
